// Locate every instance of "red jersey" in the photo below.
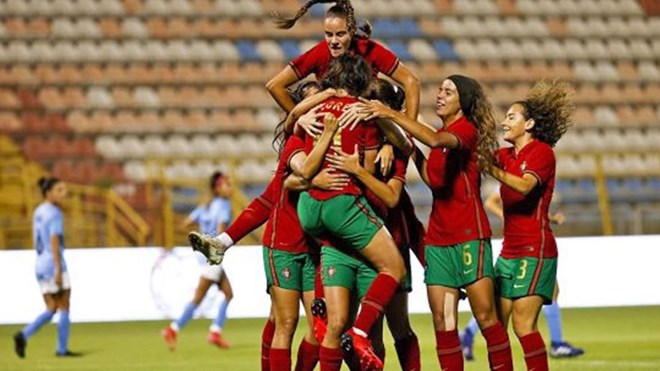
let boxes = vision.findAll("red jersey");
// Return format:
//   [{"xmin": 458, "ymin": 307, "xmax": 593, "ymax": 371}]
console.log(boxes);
[
  {"xmin": 424, "ymin": 116, "xmax": 491, "ymax": 246},
  {"xmin": 497, "ymin": 140, "xmax": 557, "ymax": 259},
  {"xmin": 306, "ymin": 96, "xmax": 382, "ymax": 201},
  {"xmin": 262, "ymin": 135, "xmax": 310, "ymax": 254},
  {"xmin": 289, "ymin": 38, "xmax": 400, "ymax": 80}
]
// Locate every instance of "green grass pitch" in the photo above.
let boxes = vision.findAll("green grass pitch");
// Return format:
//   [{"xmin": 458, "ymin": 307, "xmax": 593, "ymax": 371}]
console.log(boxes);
[{"xmin": 2, "ymin": 306, "xmax": 659, "ymax": 370}]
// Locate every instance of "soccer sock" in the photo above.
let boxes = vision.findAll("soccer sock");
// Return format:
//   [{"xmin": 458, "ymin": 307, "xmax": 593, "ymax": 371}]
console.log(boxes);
[
  {"xmin": 22, "ymin": 310, "xmax": 55, "ymax": 339},
  {"xmin": 353, "ymin": 273, "xmax": 399, "ymax": 334},
  {"xmin": 543, "ymin": 301, "xmax": 563, "ymax": 344},
  {"xmin": 211, "ymin": 299, "xmax": 230, "ymax": 332},
  {"xmin": 482, "ymin": 322, "xmax": 513, "ymax": 371},
  {"xmin": 435, "ymin": 329, "xmax": 464, "ymax": 371},
  {"xmin": 269, "ymin": 348, "xmax": 292, "ymax": 371},
  {"xmin": 394, "ymin": 333, "xmax": 421, "ymax": 371},
  {"xmin": 56, "ymin": 310, "xmax": 71, "ymax": 354},
  {"xmin": 173, "ymin": 302, "xmax": 197, "ymax": 331},
  {"xmin": 319, "ymin": 346, "xmax": 343, "ymax": 371},
  {"xmin": 261, "ymin": 319, "xmax": 276, "ymax": 371},
  {"xmin": 224, "ymin": 198, "xmax": 271, "ymax": 242},
  {"xmin": 520, "ymin": 332, "xmax": 549, "ymax": 371},
  {"xmin": 294, "ymin": 339, "xmax": 319, "ymax": 371},
  {"xmin": 314, "ymin": 265, "xmax": 324, "ymax": 300}
]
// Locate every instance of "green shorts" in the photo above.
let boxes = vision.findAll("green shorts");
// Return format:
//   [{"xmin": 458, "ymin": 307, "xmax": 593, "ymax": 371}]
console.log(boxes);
[
  {"xmin": 263, "ymin": 247, "xmax": 316, "ymax": 292},
  {"xmin": 297, "ymin": 193, "xmax": 384, "ymax": 251},
  {"xmin": 495, "ymin": 256, "xmax": 557, "ymax": 304},
  {"xmin": 424, "ymin": 239, "xmax": 494, "ymax": 288},
  {"xmin": 321, "ymin": 246, "xmax": 377, "ymax": 300}
]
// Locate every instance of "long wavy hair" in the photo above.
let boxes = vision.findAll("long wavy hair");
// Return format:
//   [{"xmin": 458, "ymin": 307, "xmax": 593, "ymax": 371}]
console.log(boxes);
[
  {"xmin": 515, "ymin": 80, "xmax": 574, "ymax": 147},
  {"xmin": 272, "ymin": 0, "xmax": 372, "ymax": 39},
  {"xmin": 460, "ymin": 83, "xmax": 499, "ymax": 174},
  {"xmin": 271, "ymin": 81, "xmax": 320, "ymax": 158}
]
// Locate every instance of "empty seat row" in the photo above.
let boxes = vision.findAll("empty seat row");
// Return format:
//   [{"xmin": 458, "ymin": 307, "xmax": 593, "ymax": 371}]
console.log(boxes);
[
  {"xmin": 557, "ymin": 154, "xmax": 660, "ymax": 178},
  {"xmin": 123, "ymin": 158, "xmax": 275, "ymax": 183},
  {"xmin": 517, "ymin": 0, "xmax": 642, "ymax": 16},
  {"xmin": 556, "ymin": 128, "xmax": 660, "ymax": 152},
  {"xmin": 23, "ymin": 136, "xmax": 96, "ymax": 160}
]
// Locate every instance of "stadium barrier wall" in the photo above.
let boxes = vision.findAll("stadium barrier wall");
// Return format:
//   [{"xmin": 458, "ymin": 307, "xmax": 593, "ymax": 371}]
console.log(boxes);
[{"xmin": 1, "ymin": 235, "xmax": 659, "ymax": 324}]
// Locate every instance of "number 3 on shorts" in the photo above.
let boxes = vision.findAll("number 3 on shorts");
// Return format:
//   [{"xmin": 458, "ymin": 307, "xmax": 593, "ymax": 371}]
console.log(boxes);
[
  {"xmin": 462, "ymin": 245, "xmax": 472, "ymax": 266},
  {"xmin": 516, "ymin": 259, "xmax": 528, "ymax": 279}
]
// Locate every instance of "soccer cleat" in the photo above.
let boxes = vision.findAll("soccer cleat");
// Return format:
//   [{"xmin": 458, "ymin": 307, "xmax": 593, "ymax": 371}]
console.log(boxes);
[
  {"xmin": 550, "ymin": 341, "xmax": 585, "ymax": 358},
  {"xmin": 207, "ymin": 331, "xmax": 231, "ymax": 349},
  {"xmin": 310, "ymin": 298, "xmax": 327, "ymax": 343},
  {"xmin": 341, "ymin": 328, "xmax": 384, "ymax": 371},
  {"xmin": 459, "ymin": 330, "xmax": 475, "ymax": 361},
  {"xmin": 161, "ymin": 326, "xmax": 177, "ymax": 351},
  {"xmin": 188, "ymin": 231, "xmax": 227, "ymax": 265},
  {"xmin": 56, "ymin": 350, "xmax": 82, "ymax": 357},
  {"xmin": 13, "ymin": 332, "xmax": 26, "ymax": 358}
]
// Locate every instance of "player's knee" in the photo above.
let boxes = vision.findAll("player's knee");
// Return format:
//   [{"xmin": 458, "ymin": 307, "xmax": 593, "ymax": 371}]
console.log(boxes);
[
  {"xmin": 473, "ymin": 307, "xmax": 498, "ymax": 329},
  {"xmin": 512, "ymin": 319, "xmax": 534, "ymax": 338},
  {"xmin": 276, "ymin": 315, "xmax": 299, "ymax": 335},
  {"xmin": 326, "ymin": 315, "xmax": 348, "ymax": 338}
]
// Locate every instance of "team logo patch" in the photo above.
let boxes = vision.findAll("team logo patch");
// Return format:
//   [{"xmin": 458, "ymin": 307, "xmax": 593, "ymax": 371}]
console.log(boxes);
[
  {"xmin": 327, "ymin": 266, "xmax": 336, "ymax": 279},
  {"xmin": 282, "ymin": 267, "xmax": 292, "ymax": 281}
]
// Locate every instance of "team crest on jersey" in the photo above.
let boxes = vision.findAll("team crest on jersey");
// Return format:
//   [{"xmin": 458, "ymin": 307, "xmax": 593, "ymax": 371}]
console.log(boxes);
[
  {"xmin": 327, "ymin": 266, "xmax": 337, "ymax": 278},
  {"xmin": 282, "ymin": 267, "xmax": 292, "ymax": 281},
  {"xmin": 520, "ymin": 161, "xmax": 527, "ymax": 172}
]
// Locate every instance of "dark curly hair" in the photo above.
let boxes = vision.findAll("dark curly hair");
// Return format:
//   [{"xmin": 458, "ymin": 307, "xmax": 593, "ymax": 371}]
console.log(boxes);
[
  {"xmin": 365, "ymin": 78, "xmax": 405, "ymax": 111},
  {"xmin": 515, "ymin": 80, "xmax": 574, "ymax": 147},
  {"xmin": 272, "ymin": 0, "xmax": 371, "ymax": 39}
]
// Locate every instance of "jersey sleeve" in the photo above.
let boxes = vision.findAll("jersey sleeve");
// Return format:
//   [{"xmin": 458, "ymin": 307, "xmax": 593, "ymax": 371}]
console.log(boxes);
[
  {"xmin": 49, "ymin": 211, "xmax": 64, "ymax": 236},
  {"xmin": 289, "ymin": 41, "xmax": 326, "ymax": 79},
  {"xmin": 447, "ymin": 120, "xmax": 478, "ymax": 151},
  {"xmin": 363, "ymin": 120, "xmax": 383, "ymax": 150},
  {"xmin": 361, "ymin": 39, "xmax": 400, "ymax": 76},
  {"xmin": 283, "ymin": 136, "xmax": 305, "ymax": 169},
  {"xmin": 524, "ymin": 144, "xmax": 556, "ymax": 186},
  {"xmin": 390, "ymin": 150, "xmax": 409, "ymax": 183},
  {"xmin": 188, "ymin": 206, "xmax": 203, "ymax": 223}
]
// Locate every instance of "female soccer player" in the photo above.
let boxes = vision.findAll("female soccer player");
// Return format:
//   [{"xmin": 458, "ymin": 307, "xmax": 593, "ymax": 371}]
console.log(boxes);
[
  {"xmin": 14, "ymin": 177, "xmax": 80, "ymax": 358},
  {"xmin": 162, "ymin": 171, "xmax": 234, "ymax": 350},
  {"xmin": 488, "ymin": 80, "xmax": 574, "ymax": 371},
  {"xmin": 325, "ymin": 78, "xmax": 423, "ymax": 370},
  {"xmin": 292, "ymin": 54, "xmax": 407, "ymax": 371},
  {"xmin": 267, "ymin": 0, "xmax": 420, "ymax": 121},
  {"xmin": 357, "ymin": 75, "xmax": 514, "ymax": 371}
]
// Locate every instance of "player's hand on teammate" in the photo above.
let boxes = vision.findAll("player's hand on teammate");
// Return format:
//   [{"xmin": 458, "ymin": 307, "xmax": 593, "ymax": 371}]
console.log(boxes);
[
  {"xmin": 327, "ymin": 144, "xmax": 362, "ymax": 176},
  {"xmin": 356, "ymin": 98, "xmax": 394, "ymax": 121},
  {"xmin": 323, "ymin": 114, "xmax": 340, "ymax": 133},
  {"xmin": 312, "ymin": 168, "xmax": 350, "ymax": 191},
  {"xmin": 338, "ymin": 103, "xmax": 370, "ymax": 131},
  {"xmin": 296, "ymin": 105, "xmax": 326, "ymax": 138},
  {"xmin": 375, "ymin": 144, "xmax": 394, "ymax": 175}
]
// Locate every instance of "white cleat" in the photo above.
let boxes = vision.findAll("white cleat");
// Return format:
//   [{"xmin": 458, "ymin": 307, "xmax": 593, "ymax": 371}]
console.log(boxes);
[{"xmin": 188, "ymin": 231, "xmax": 227, "ymax": 265}]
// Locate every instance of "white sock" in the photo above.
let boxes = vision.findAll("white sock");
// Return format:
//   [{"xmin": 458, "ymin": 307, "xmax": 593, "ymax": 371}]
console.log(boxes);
[{"xmin": 215, "ymin": 233, "xmax": 234, "ymax": 248}]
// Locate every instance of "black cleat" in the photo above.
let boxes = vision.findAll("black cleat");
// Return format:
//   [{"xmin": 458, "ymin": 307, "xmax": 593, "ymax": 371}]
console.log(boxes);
[
  {"xmin": 13, "ymin": 332, "xmax": 26, "ymax": 358},
  {"xmin": 56, "ymin": 350, "xmax": 82, "ymax": 357}
]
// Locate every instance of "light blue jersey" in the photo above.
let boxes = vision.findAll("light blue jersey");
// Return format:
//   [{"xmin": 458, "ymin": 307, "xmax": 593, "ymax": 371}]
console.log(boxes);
[
  {"xmin": 188, "ymin": 197, "xmax": 232, "ymax": 236},
  {"xmin": 33, "ymin": 202, "xmax": 67, "ymax": 279}
]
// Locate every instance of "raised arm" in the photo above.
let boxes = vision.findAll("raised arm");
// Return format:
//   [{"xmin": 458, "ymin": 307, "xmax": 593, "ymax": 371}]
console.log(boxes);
[
  {"xmin": 388, "ymin": 63, "xmax": 420, "ymax": 119},
  {"xmin": 284, "ymin": 88, "xmax": 337, "ymax": 134},
  {"xmin": 489, "ymin": 166, "xmax": 539, "ymax": 196},
  {"xmin": 289, "ymin": 115, "xmax": 339, "ymax": 181},
  {"xmin": 266, "ymin": 65, "xmax": 300, "ymax": 114}
]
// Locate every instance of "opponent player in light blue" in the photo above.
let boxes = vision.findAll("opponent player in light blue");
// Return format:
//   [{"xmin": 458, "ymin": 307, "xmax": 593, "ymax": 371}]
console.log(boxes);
[
  {"xmin": 14, "ymin": 176, "xmax": 80, "ymax": 358},
  {"xmin": 162, "ymin": 171, "xmax": 234, "ymax": 350}
]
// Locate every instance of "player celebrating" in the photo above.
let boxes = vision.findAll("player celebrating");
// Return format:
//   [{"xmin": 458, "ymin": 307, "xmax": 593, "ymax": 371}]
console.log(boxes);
[
  {"xmin": 267, "ymin": 0, "xmax": 420, "ymax": 121},
  {"xmin": 14, "ymin": 177, "xmax": 80, "ymax": 358},
  {"xmin": 488, "ymin": 80, "xmax": 574, "ymax": 371},
  {"xmin": 357, "ymin": 75, "xmax": 514, "ymax": 371},
  {"xmin": 162, "ymin": 171, "xmax": 234, "ymax": 350}
]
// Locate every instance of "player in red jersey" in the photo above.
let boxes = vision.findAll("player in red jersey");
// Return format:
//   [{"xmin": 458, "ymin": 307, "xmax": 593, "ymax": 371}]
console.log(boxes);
[
  {"xmin": 326, "ymin": 78, "xmax": 423, "ymax": 371},
  {"xmin": 488, "ymin": 81, "xmax": 574, "ymax": 371},
  {"xmin": 267, "ymin": 0, "xmax": 420, "ymax": 121},
  {"xmin": 357, "ymin": 75, "xmax": 514, "ymax": 371}
]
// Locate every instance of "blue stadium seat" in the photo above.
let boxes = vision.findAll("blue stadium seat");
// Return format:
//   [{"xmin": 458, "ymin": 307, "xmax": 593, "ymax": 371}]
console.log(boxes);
[
  {"xmin": 432, "ymin": 39, "xmax": 461, "ymax": 61},
  {"xmin": 279, "ymin": 40, "xmax": 300, "ymax": 60},
  {"xmin": 384, "ymin": 40, "xmax": 413, "ymax": 61},
  {"xmin": 235, "ymin": 40, "xmax": 262, "ymax": 62}
]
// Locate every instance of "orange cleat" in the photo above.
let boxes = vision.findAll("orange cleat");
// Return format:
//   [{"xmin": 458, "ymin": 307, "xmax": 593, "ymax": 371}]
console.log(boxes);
[
  {"xmin": 161, "ymin": 327, "xmax": 177, "ymax": 351},
  {"xmin": 207, "ymin": 331, "xmax": 231, "ymax": 349}
]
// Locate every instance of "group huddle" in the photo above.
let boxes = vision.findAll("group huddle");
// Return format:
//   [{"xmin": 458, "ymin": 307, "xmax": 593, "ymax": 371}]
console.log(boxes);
[{"xmin": 185, "ymin": 1, "xmax": 574, "ymax": 371}]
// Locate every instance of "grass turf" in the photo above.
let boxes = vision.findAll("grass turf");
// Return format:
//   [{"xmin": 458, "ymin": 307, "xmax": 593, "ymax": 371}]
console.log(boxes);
[{"xmin": 1, "ymin": 306, "xmax": 659, "ymax": 370}]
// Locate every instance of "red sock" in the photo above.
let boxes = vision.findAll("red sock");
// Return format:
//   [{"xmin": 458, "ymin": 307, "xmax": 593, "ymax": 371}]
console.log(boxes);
[
  {"xmin": 269, "ymin": 348, "xmax": 292, "ymax": 371},
  {"xmin": 482, "ymin": 322, "xmax": 513, "ymax": 371},
  {"xmin": 520, "ymin": 332, "xmax": 548, "ymax": 371},
  {"xmin": 394, "ymin": 334, "xmax": 421, "ymax": 371},
  {"xmin": 435, "ymin": 329, "xmax": 464, "ymax": 371},
  {"xmin": 314, "ymin": 265, "xmax": 324, "ymax": 300},
  {"xmin": 353, "ymin": 273, "xmax": 399, "ymax": 334},
  {"xmin": 226, "ymin": 197, "xmax": 271, "ymax": 242},
  {"xmin": 261, "ymin": 319, "xmax": 276, "ymax": 371},
  {"xmin": 294, "ymin": 339, "xmax": 319, "ymax": 371},
  {"xmin": 319, "ymin": 346, "xmax": 343, "ymax": 371}
]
